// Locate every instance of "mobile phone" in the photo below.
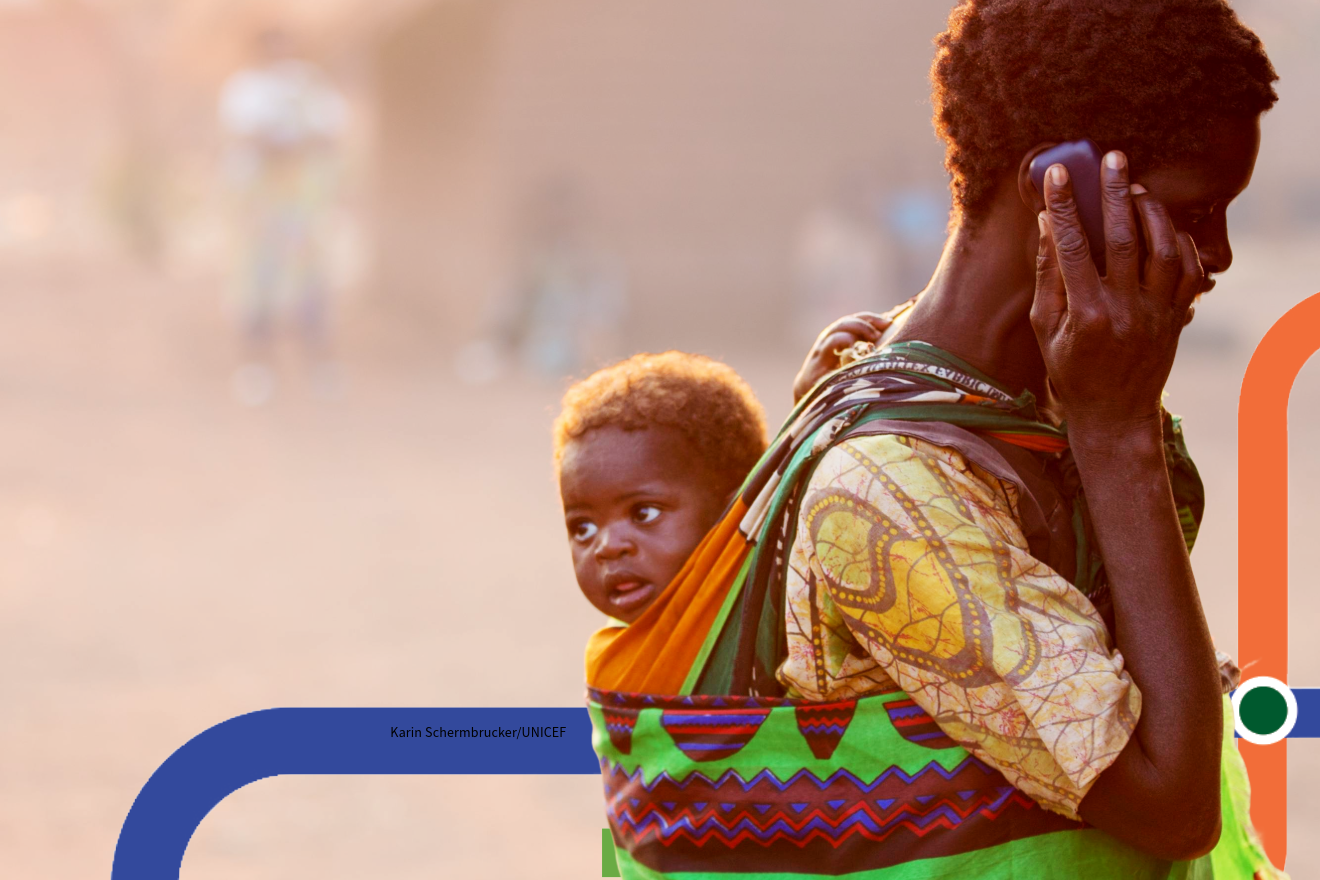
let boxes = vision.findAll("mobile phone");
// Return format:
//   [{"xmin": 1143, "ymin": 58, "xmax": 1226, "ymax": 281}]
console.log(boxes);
[{"xmin": 1029, "ymin": 139, "xmax": 1107, "ymax": 276}]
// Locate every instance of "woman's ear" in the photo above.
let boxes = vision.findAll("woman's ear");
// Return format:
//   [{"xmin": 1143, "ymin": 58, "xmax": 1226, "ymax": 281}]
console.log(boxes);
[{"xmin": 1017, "ymin": 143, "xmax": 1058, "ymax": 214}]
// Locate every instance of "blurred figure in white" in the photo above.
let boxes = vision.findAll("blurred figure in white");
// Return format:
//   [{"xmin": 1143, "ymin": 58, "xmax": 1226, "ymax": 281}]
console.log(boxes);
[
  {"xmin": 457, "ymin": 179, "xmax": 626, "ymax": 384},
  {"xmin": 219, "ymin": 28, "xmax": 348, "ymax": 406},
  {"xmin": 790, "ymin": 171, "xmax": 899, "ymax": 349}
]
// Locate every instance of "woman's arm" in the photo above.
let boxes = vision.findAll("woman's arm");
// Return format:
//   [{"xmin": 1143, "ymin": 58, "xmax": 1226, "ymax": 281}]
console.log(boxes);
[
  {"xmin": 788, "ymin": 434, "xmax": 1143, "ymax": 823},
  {"xmin": 1035, "ymin": 154, "xmax": 1222, "ymax": 859},
  {"xmin": 1069, "ymin": 423, "xmax": 1222, "ymax": 859}
]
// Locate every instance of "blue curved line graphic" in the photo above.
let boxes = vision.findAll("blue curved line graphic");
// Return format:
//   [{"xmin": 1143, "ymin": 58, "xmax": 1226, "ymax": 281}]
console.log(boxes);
[{"xmin": 112, "ymin": 707, "xmax": 597, "ymax": 879}]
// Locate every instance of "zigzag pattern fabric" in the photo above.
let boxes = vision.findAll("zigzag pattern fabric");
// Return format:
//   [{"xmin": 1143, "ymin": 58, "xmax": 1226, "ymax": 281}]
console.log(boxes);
[
  {"xmin": 590, "ymin": 687, "xmax": 1267, "ymax": 877},
  {"xmin": 591, "ymin": 688, "xmax": 1084, "ymax": 875}
]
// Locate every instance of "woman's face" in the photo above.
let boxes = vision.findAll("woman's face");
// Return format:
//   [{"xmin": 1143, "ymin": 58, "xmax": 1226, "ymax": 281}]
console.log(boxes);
[{"xmin": 1137, "ymin": 115, "xmax": 1262, "ymax": 319}]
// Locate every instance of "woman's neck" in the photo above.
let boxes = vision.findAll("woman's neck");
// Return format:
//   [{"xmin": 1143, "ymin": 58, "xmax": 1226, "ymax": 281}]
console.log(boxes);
[{"xmin": 893, "ymin": 201, "xmax": 1049, "ymax": 401}]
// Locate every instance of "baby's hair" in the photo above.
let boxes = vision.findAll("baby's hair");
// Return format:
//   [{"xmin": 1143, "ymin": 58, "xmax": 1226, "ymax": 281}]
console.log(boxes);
[
  {"xmin": 553, "ymin": 352, "xmax": 768, "ymax": 498},
  {"xmin": 931, "ymin": 0, "xmax": 1278, "ymax": 228}
]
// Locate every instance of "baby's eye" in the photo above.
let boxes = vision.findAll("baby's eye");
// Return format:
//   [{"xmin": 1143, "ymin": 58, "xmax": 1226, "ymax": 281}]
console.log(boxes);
[
  {"xmin": 633, "ymin": 505, "xmax": 662, "ymax": 525},
  {"xmin": 569, "ymin": 519, "xmax": 598, "ymax": 543}
]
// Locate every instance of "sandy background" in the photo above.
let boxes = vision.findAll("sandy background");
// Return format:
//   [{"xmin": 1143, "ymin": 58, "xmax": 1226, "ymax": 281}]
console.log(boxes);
[{"xmin": 0, "ymin": 1, "xmax": 1317, "ymax": 878}]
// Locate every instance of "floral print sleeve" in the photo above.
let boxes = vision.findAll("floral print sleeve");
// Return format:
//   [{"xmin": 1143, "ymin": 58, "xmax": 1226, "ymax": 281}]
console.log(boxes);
[{"xmin": 777, "ymin": 432, "xmax": 1140, "ymax": 820}]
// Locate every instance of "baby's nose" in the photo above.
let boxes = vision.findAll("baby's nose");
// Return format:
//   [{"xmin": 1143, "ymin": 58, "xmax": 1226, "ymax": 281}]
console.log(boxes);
[{"xmin": 594, "ymin": 527, "xmax": 635, "ymax": 560}]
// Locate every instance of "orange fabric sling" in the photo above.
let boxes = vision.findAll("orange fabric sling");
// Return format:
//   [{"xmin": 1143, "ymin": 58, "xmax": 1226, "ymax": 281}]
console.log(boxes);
[{"xmin": 585, "ymin": 499, "xmax": 749, "ymax": 694}]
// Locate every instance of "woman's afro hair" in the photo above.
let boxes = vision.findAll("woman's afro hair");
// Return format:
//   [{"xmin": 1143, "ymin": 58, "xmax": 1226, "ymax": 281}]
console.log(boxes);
[
  {"xmin": 553, "ymin": 352, "xmax": 768, "ymax": 498},
  {"xmin": 931, "ymin": 0, "xmax": 1279, "ymax": 225}
]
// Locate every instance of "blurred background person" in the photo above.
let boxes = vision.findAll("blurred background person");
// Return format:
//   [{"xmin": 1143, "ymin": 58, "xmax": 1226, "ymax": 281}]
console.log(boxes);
[
  {"xmin": 790, "ymin": 170, "xmax": 898, "ymax": 349},
  {"xmin": 219, "ymin": 26, "xmax": 348, "ymax": 406},
  {"xmin": 885, "ymin": 187, "xmax": 950, "ymax": 297},
  {"xmin": 456, "ymin": 177, "xmax": 627, "ymax": 384}
]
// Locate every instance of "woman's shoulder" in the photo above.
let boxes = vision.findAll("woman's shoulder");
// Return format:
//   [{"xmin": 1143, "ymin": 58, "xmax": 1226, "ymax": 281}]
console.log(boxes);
[{"xmin": 814, "ymin": 431, "xmax": 1018, "ymax": 504}]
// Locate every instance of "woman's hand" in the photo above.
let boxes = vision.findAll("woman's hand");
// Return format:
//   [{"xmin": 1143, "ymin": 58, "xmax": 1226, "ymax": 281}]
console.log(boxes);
[
  {"xmin": 1032, "ymin": 151, "xmax": 1206, "ymax": 443},
  {"xmin": 792, "ymin": 312, "xmax": 893, "ymax": 403},
  {"xmin": 1038, "ymin": 152, "xmax": 1224, "ymax": 859}
]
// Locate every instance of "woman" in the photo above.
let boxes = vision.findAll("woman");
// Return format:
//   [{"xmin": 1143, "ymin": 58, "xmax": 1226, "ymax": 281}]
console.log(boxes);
[
  {"xmin": 589, "ymin": 1, "xmax": 1283, "ymax": 875},
  {"xmin": 780, "ymin": 0, "xmax": 1274, "ymax": 855}
]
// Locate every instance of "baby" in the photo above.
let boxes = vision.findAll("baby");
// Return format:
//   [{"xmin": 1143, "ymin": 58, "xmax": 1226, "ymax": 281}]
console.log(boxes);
[
  {"xmin": 554, "ymin": 313, "xmax": 890, "ymax": 621},
  {"xmin": 553, "ymin": 351, "xmax": 767, "ymax": 622}
]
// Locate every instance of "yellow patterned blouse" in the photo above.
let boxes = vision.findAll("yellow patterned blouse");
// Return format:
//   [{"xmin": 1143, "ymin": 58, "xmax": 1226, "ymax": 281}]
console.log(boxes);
[{"xmin": 776, "ymin": 432, "xmax": 1140, "ymax": 821}]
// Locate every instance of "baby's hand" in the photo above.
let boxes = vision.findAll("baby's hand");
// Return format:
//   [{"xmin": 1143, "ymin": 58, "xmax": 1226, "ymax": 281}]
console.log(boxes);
[
  {"xmin": 1215, "ymin": 649, "xmax": 1241, "ymax": 695},
  {"xmin": 792, "ymin": 312, "xmax": 893, "ymax": 403}
]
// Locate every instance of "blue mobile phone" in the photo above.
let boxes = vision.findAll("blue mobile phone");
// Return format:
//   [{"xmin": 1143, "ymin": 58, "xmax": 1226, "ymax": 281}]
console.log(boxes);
[{"xmin": 1029, "ymin": 139, "xmax": 1107, "ymax": 276}]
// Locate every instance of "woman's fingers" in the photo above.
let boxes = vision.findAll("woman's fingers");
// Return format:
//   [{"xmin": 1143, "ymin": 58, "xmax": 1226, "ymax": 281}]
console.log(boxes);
[
  {"xmin": 1134, "ymin": 189, "xmax": 1182, "ymax": 304},
  {"xmin": 1172, "ymin": 231, "xmax": 1205, "ymax": 315},
  {"xmin": 1031, "ymin": 211, "xmax": 1067, "ymax": 338},
  {"xmin": 1100, "ymin": 151, "xmax": 1139, "ymax": 286},
  {"xmin": 1043, "ymin": 164, "xmax": 1102, "ymax": 313}
]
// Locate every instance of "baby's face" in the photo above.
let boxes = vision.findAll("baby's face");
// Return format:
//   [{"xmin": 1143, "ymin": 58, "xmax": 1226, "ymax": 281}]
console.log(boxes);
[{"xmin": 559, "ymin": 426, "xmax": 727, "ymax": 623}]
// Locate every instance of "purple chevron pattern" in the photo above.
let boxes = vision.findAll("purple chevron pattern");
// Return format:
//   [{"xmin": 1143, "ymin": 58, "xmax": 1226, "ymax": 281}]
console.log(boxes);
[
  {"xmin": 611, "ymin": 783, "xmax": 1024, "ymax": 842},
  {"xmin": 601, "ymin": 754, "xmax": 999, "ymax": 795},
  {"xmin": 660, "ymin": 708, "xmax": 772, "ymax": 762},
  {"xmin": 600, "ymin": 755, "xmax": 1080, "ymax": 873},
  {"xmin": 884, "ymin": 698, "xmax": 958, "ymax": 750},
  {"xmin": 794, "ymin": 700, "xmax": 857, "ymax": 759},
  {"xmin": 602, "ymin": 706, "xmax": 640, "ymax": 755}
]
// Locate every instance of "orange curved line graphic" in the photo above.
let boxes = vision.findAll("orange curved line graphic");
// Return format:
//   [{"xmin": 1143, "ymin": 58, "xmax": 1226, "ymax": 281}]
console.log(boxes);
[{"xmin": 1238, "ymin": 291, "xmax": 1320, "ymax": 868}]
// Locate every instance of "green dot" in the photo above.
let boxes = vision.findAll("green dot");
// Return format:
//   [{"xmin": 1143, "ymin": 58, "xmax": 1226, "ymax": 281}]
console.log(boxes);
[{"xmin": 1240, "ymin": 687, "xmax": 1289, "ymax": 736}]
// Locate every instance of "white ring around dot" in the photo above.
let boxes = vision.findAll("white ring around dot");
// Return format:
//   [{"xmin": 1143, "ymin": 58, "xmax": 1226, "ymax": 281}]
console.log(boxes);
[{"xmin": 1232, "ymin": 676, "xmax": 1298, "ymax": 746}]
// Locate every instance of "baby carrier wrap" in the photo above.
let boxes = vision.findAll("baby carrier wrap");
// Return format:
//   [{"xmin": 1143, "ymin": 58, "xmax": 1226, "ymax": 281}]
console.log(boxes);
[{"xmin": 587, "ymin": 342, "xmax": 1270, "ymax": 878}]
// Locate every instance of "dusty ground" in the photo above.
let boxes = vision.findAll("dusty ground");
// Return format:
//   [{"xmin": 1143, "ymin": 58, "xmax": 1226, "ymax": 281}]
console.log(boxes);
[{"xmin": 1, "ymin": 237, "xmax": 1317, "ymax": 877}]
